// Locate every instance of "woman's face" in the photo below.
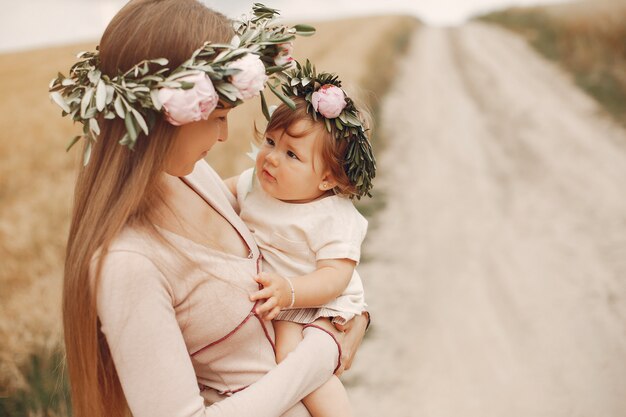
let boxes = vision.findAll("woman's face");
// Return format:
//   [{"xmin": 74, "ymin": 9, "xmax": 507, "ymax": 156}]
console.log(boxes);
[{"xmin": 164, "ymin": 107, "xmax": 231, "ymax": 176}]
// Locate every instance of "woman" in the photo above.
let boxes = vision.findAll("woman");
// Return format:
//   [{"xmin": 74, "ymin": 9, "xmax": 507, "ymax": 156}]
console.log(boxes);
[{"xmin": 60, "ymin": 1, "xmax": 368, "ymax": 416}]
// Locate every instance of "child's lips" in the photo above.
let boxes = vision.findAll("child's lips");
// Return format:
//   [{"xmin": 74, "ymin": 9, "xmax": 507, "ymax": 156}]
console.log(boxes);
[{"xmin": 262, "ymin": 168, "xmax": 276, "ymax": 182}]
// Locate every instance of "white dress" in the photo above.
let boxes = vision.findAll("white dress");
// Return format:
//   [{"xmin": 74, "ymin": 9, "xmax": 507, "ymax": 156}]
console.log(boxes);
[{"xmin": 236, "ymin": 168, "xmax": 368, "ymax": 324}]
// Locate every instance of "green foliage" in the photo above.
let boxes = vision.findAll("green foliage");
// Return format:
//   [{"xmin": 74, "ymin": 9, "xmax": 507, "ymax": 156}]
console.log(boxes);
[
  {"xmin": 49, "ymin": 3, "xmax": 314, "ymax": 165},
  {"xmin": 281, "ymin": 60, "xmax": 377, "ymax": 199},
  {"xmin": 0, "ymin": 348, "xmax": 71, "ymax": 417}
]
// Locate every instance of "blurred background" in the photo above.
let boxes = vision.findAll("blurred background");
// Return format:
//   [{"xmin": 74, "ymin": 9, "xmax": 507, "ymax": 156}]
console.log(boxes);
[{"xmin": 1, "ymin": 0, "xmax": 625, "ymax": 416}]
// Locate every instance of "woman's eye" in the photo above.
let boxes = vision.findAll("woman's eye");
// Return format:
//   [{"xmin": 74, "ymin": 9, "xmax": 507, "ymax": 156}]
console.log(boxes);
[
  {"xmin": 287, "ymin": 151, "xmax": 299, "ymax": 160},
  {"xmin": 218, "ymin": 116, "xmax": 227, "ymax": 122}
]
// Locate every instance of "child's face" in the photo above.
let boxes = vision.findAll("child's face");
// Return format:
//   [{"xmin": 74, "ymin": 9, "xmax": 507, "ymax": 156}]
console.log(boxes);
[{"xmin": 256, "ymin": 120, "xmax": 332, "ymax": 203}]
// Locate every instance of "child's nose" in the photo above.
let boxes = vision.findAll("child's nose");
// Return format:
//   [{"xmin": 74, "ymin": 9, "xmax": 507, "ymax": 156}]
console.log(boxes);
[{"xmin": 266, "ymin": 149, "xmax": 279, "ymax": 165}]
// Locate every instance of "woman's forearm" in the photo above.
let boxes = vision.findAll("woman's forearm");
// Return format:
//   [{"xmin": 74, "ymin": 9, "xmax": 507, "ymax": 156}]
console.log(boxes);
[{"xmin": 202, "ymin": 326, "xmax": 340, "ymax": 416}]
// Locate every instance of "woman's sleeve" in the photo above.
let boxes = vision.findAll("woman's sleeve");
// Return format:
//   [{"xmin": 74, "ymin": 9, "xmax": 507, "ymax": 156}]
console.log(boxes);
[{"xmin": 97, "ymin": 251, "xmax": 339, "ymax": 417}]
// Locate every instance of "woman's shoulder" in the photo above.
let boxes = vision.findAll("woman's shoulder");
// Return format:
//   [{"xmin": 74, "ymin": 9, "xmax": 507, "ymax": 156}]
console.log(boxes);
[
  {"xmin": 92, "ymin": 227, "xmax": 169, "ymax": 281},
  {"xmin": 91, "ymin": 227, "xmax": 175, "ymax": 300}
]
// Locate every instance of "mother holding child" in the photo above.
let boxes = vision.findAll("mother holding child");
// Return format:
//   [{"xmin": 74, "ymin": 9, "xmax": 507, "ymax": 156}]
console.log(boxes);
[{"xmin": 53, "ymin": 1, "xmax": 376, "ymax": 416}]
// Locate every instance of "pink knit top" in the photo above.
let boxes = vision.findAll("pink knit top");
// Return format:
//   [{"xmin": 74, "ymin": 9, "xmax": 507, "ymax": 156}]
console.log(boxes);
[{"xmin": 94, "ymin": 160, "xmax": 340, "ymax": 417}]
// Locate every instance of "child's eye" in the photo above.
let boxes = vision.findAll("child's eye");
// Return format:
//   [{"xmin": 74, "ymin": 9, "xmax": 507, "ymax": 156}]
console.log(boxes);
[
  {"xmin": 287, "ymin": 151, "xmax": 299, "ymax": 160},
  {"xmin": 218, "ymin": 116, "xmax": 227, "ymax": 122},
  {"xmin": 265, "ymin": 138, "xmax": 275, "ymax": 146}
]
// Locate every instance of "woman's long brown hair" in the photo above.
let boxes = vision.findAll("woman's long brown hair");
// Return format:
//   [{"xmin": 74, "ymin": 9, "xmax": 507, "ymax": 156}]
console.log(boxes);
[{"xmin": 62, "ymin": 1, "xmax": 233, "ymax": 416}]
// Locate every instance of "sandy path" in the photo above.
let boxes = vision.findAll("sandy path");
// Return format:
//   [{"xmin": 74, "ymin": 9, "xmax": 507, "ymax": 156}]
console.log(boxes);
[{"xmin": 345, "ymin": 23, "xmax": 626, "ymax": 417}]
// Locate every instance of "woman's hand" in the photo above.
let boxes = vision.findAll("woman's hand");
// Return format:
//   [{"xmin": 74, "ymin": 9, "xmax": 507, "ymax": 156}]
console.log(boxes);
[
  {"xmin": 333, "ymin": 312, "xmax": 369, "ymax": 373},
  {"xmin": 250, "ymin": 272, "xmax": 292, "ymax": 320}
]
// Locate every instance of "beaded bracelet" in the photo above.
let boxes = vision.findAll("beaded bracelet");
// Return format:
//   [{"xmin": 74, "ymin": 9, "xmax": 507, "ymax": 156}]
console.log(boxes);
[{"xmin": 282, "ymin": 276, "xmax": 295, "ymax": 308}]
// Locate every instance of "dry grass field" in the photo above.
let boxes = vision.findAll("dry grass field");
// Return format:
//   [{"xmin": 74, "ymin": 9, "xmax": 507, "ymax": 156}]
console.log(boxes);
[
  {"xmin": 0, "ymin": 14, "xmax": 418, "ymax": 415},
  {"xmin": 477, "ymin": 0, "xmax": 626, "ymax": 124}
]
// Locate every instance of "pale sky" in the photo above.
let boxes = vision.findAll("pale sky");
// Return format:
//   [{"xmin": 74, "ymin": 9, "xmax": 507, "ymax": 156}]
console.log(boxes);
[{"xmin": 0, "ymin": 0, "xmax": 571, "ymax": 52}]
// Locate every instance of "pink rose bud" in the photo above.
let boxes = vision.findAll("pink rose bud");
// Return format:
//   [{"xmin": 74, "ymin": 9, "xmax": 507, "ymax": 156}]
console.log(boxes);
[
  {"xmin": 311, "ymin": 85, "xmax": 347, "ymax": 119},
  {"xmin": 157, "ymin": 71, "xmax": 218, "ymax": 126},
  {"xmin": 274, "ymin": 42, "xmax": 295, "ymax": 68},
  {"xmin": 227, "ymin": 53, "xmax": 268, "ymax": 100}
]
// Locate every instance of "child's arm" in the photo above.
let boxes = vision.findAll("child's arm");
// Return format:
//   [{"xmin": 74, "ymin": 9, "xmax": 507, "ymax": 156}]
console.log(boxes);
[
  {"xmin": 250, "ymin": 258, "xmax": 356, "ymax": 320},
  {"xmin": 223, "ymin": 175, "xmax": 239, "ymax": 198}
]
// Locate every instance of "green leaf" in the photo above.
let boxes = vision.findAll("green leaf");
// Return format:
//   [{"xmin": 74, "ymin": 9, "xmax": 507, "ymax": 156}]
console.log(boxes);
[
  {"xmin": 260, "ymin": 91, "xmax": 271, "ymax": 121},
  {"xmin": 268, "ymin": 82, "xmax": 295, "ymax": 109},
  {"xmin": 293, "ymin": 24, "xmax": 316, "ymax": 36},
  {"xmin": 50, "ymin": 92, "xmax": 70, "ymax": 113},
  {"xmin": 151, "ymin": 58, "xmax": 169, "ymax": 66},
  {"xmin": 114, "ymin": 96, "xmax": 125, "ymax": 118},
  {"xmin": 119, "ymin": 133, "xmax": 131, "ymax": 147},
  {"xmin": 125, "ymin": 112, "xmax": 138, "ymax": 141},
  {"xmin": 89, "ymin": 118, "xmax": 100, "ymax": 135},
  {"xmin": 65, "ymin": 135, "xmax": 82, "ymax": 152},
  {"xmin": 324, "ymin": 118, "xmax": 331, "ymax": 132},
  {"xmin": 131, "ymin": 108, "xmax": 149, "ymax": 135},
  {"xmin": 81, "ymin": 87, "xmax": 93, "ymax": 118},
  {"xmin": 180, "ymin": 81, "xmax": 195, "ymax": 90},
  {"xmin": 96, "ymin": 80, "xmax": 106, "ymax": 111},
  {"xmin": 150, "ymin": 89, "xmax": 162, "ymax": 111},
  {"xmin": 83, "ymin": 139, "xmax": 92, "ymax": 166}
]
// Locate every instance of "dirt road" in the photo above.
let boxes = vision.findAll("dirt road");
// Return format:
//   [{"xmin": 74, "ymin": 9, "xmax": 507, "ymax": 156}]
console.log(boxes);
[{"xmin": 346, "ymin": 23, "xmax": 626, "ymax": 417}]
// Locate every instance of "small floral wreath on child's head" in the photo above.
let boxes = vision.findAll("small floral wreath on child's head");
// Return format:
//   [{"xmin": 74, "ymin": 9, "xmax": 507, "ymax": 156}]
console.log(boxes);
[
  {"xmin": 277, "ymin": 60, "xmax": 376, "ymax": 199},
  {"xmin": 49, "ymin": 3, "xmax": 314, "ymax": 165}
]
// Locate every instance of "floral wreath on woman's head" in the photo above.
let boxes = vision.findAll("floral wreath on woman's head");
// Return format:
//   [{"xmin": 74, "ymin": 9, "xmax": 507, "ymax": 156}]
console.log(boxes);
[
  {"xmin": 275, "ymin": 60, "xmax": 376, "ymax": 199},
  {"xmin": 49, "ymin": 3, "xmax": 314, "ymax": 165}
]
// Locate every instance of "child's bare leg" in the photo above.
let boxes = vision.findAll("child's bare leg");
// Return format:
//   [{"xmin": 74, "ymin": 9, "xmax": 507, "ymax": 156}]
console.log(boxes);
[
  {"xmin": 273, "ymin": 320, "xmax": 305, "ymax": 362},
  {"xmin": 273, "ymin": 320, "xmax": 354, "ymax": 417}
]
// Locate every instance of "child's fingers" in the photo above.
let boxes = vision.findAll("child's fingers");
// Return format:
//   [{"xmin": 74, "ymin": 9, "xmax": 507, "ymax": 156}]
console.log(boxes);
[
  {"xmin": 265, "ymin": 306, "xmax": 281, "ymax": 321},
  {"xmin": 250, "ymin": 288, "xmax": 273, "ymax": 302},
  {"xmin": 254, "ymin": 273, "xmax": 271, "ymax": 287},
  {"xmin": 334, "ymin": 322, "xmax": 347, "ymax": 332},
  {"xmin": 255, "ymin": 297, "xmax": 278, "ymax": 316}
]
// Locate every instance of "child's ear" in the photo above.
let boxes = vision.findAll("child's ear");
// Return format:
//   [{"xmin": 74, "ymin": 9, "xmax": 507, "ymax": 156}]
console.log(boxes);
[{"xmin": 318, "ymin": 173, "xmax": 338, "ymax": 191}]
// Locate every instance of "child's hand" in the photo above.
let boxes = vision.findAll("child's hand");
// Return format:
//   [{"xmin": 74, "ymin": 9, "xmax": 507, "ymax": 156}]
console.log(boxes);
[{"xmin": 250, "ymin": 272, "xmax": 293, "ymax": 320}]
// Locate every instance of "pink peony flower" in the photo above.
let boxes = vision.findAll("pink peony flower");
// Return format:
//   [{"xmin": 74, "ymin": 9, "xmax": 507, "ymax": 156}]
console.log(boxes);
[
  {"xmin": 311, "ymin": 85, "xmax": 346, "ymax": 119},
  {"xmin": 157, "ymin": 71, "xmax": 218, "ymax": 126},
  {"xmin": 227, "ymin": 53, "xmax": 268, "ymax": 100},
  {"xmin": 274, "ymin": 42, "xmax": 295, "ymax": 68}
]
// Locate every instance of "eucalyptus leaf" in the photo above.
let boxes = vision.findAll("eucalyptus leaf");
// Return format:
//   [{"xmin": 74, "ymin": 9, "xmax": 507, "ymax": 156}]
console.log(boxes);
[
  {"xmin": 105, "ymin": 85, "xmax": 115, "ymax": 104},
  {"xmin": 131, "ymin": 108, "xmax": 149, "ymax": 135},
  {"xmin": 260, "ymin": 91, "xmax": 270, "ymax": 121},
  {"xmin": 150, "ymin": 89, "xmax": 162, "ymax": 111},
  {"xmin": 50, "ymin": 92, "xmax": 70, "ymax": 113},
  {"xmin": 268, "ymin": 82, "xmax": 295, "ymax": 110},
  {"xmin": 80, "ymin": 87, "xmax": 94, "ymax": 118},
  {"xmin": 89, "ymin": 118, "xmax": 100, "ymax": 135},
  {"xmin": 114, "ymin": 96, "xmax": 125, "ymax": 118},
  {"xmin": 96, "ymin": 80, "xmax": 107, "ymax": 111},
  {"xmin": 125, "ymin": 112, "xmax": 138, "ymax": 141},
  {"xmin": 83, "ymin": 140, "xmax": 92, "ymax": 166},
  {"xmin": 65, "ymin": 135, "xmax": 82, "ymax": 152},
  {"xmin": 151, "ymin": 58, "xmax": 169, "ymax": 66},
  {"xmin": 293, "ymin": 24, "xmax": 316, "ymax": 36}
]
